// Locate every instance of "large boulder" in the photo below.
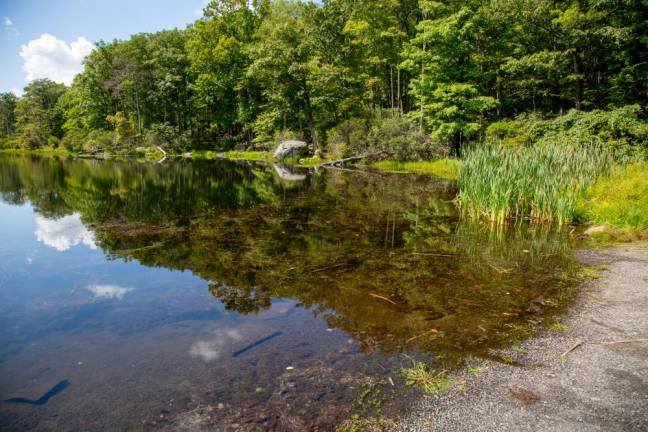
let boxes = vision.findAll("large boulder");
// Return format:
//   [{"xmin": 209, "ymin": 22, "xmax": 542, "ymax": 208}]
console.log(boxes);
[{"xmin": 273, "ymin": 140, "xmax": 309, "ymax": 159}]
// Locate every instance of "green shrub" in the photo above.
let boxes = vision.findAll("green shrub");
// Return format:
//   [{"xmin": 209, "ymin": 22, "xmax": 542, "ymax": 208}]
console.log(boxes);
[
  {"xmin": 458, "ymin": 144, "xmax": 611, "ymax": 225},
  {"xmin": 342, "ymin": 115, "xmax": 450, "ymax": 160},
  {"xmin": 326, "ymin": 118, "xmax": 370, "ymax": 159},
  {"xmin": 47, "ymin": 135, "xmax": 60, "ymax": 148},
  {"xmin": 577, "ymin": 162, "xmax": 648, "ymax": 231},
  {"xmin": 526, "ymin": 105, "xmax": 648, "ymax": 161}
]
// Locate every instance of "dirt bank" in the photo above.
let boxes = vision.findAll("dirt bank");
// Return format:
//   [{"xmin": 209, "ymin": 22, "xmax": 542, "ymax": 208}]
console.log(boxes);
[{"xmin": 393, "ymin": 245, "xmax": 648, "ymax": 432}]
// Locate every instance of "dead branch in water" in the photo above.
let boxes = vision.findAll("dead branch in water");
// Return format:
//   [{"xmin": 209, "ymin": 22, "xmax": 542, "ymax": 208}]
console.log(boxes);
[
  {"xmin": 369, "ymin": 293, "xmax": 398, "ymax": 305},
  {"xmin": 406, "ymin": 328, "xmax": 439, "ymax": 343},
  {"xmin": 320, "ymin": 152, "xmax": 383, "ymax": 168}
]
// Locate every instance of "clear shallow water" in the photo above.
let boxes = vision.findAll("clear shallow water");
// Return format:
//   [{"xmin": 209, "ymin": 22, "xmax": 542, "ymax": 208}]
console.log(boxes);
[{"xmin": 0, "ymin": 155, "xmax": 579, "ymax": 431}]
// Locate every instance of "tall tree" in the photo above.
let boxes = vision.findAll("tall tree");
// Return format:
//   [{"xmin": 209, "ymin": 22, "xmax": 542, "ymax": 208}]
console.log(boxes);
[{"xmin": 0, "ymin": 92, "xmax": 17, "ymax": 137}]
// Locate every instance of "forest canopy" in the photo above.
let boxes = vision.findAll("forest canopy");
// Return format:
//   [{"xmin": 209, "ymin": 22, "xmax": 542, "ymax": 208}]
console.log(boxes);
[{"xmin": 1, "ymin": 0, "xmax": 646, "ymax": 158}]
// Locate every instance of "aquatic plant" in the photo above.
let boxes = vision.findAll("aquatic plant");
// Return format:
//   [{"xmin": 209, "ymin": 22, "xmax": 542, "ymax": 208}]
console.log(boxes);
[
  {"xmin": 458, "ymin": 144, "xmax": 611, "ymax": 225},
  {"xmin": 400, "ymin": 361, "xmax": 452, "ymax": 395}
]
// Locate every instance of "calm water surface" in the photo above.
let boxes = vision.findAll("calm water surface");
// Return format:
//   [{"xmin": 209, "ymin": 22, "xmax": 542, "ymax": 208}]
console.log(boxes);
[{"xmin": 0, "ymin": 155, "xmax": 578, "ymax": 431}]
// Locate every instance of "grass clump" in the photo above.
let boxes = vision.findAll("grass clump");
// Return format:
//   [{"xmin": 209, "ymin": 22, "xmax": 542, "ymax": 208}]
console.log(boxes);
[
  {"xmin": 222, "ymin": 150, "xmax": 271, "ymax": 161},
  {"xmin": 547, "ymin": 322, "xmax": 568, "ymax": 332},
  {"xmin": 458, "ymin": 144, "xmax": 610, "ymax": 225},
  {"xmin": 190, "ymin": 150, "xmax": 272, "ymax": 161},
  {"xmin": 400, "ymin": 361, "xmax": 452, "ymax": 395},
  {"xmin": 467, "ymin": 365, "xmax": 487, "ymax": 375},
  {"xmin": 371, "ymin": 159, "xmax": 460, "ymax": 180},
  {"xmin": 577, "ymin": 162, "xmax": 648, "ymax": 233}
]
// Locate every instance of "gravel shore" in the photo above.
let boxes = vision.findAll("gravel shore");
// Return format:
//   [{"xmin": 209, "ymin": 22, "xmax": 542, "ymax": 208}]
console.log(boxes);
[{"xmin": 393, "ymin": 245, "xmax": 648, "ymax": 432}]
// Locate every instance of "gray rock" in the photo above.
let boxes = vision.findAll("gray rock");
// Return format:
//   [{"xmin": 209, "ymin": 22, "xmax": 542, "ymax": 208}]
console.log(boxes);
[{"xmin": 273, "ymin": 140, "xmax": 309, "ymax": 159}]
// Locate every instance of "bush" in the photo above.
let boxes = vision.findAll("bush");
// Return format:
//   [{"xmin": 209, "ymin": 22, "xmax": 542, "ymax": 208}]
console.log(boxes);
[
  {"xmin": 84, "ymin": 129, "xmax": 115, "ymax": 151},
  {"xmin": 525, "ymin": 105, "xmax": 648, "ymax": 161},
  {"xmin": 370, "ymin": 115, "xmax": 451, "ymax": 160},
  {"xmin": 337, "ymin": 115, "xmax": 451, "ymax": 160},
  {"xmin": 143, "ymin": 123, "xmax": 192, "ymax": 151},
  {"xmin": 485, "ymin": 120, "xmax": 526, "ymax": 146},
  {"xmin": 18, "ymin": 123, "xmax": 47, "ymax": 149},
  {"xmin": 326, "ymin": 118, "xmax": 370, "ymax": 158},
  {"xmin": 47, "ymin": 135, "xmax": 60, "ymax": 148}
]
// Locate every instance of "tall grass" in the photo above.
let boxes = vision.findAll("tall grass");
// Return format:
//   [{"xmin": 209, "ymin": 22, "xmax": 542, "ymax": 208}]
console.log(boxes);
[
  {"xmin": 458, "ymin": 145, "xmax": 611, "ymax": 225},
  {"xmin": 577, "ymin": 161, "xmax": 648, "ymax": 231}
]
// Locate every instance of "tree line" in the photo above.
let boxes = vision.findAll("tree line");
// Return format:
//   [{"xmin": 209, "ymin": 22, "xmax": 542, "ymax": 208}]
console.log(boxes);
[{"xmin": 1, "ymin": 0, "xmax": 646, "ymax": 157}]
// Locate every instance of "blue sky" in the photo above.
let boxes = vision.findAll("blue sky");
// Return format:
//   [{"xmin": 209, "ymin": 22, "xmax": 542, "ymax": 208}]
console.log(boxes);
[{"xmin": 1, "ymin": 0, "xmax": 207, "ymax": 94}]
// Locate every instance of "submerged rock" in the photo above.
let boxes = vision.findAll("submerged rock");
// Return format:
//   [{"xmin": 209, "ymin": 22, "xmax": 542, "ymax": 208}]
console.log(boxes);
[{"xmin": 273, "ymin": 140, "xmax": 309, "ymax": 159}]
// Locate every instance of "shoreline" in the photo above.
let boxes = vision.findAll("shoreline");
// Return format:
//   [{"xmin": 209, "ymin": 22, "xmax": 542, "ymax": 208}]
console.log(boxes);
[{"xmin": 392, "ymin": 244, "xmax": 648, "ymax": 432}]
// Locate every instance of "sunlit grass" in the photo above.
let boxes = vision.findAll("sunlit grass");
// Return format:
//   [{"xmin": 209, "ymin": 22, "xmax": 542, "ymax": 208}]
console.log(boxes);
[
  {"xmin": 0, "ymin": 147, "xmax": 70, "ymax": 157},
  {"xmin": 458, "ymin": 144, "xmax": 611, "ymax": 225},
  {"xmin": 191, "ymin": 150, "xmax": 272, "ymax": 161},
  {"xmin": 370, "ymin": 159, "xmax": 460, "ymax": 180},
  {"xmin": 400, "ymin": 361, "xmax": 452, "ymax": 394},
  {"xmin": 221, "ymin": 150, "xmax": 272, "ymax": 161},
  {"xmin": 577, "ymin": 162, "xmax": 648, "ymax": 233}
]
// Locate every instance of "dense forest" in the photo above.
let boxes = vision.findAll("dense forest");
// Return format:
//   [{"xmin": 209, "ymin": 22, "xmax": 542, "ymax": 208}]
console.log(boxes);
[{"xmin": 1, "ymin": 0, "xmax": 646, "ymax": 159}]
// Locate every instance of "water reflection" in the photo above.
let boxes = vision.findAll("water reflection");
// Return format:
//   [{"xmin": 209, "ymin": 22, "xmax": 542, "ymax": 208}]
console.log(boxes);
[
  {"xmin": 35, "ymin": 213, "xmax": 97, "ymax": 251},
  {"xmin": 85, "ymin": 283, "xmax": 132, "ymax": 300},
  {"xmin": 0, "ymin": 154, "xmax": 579, "ymax": 431}
]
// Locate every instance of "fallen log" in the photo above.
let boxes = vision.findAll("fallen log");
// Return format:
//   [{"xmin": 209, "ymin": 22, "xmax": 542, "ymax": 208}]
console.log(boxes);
[
  {"xmin": 320, "ymin": 152, "xmax": 383, "ymax": 168},
  {"xmin": 320, "ymin": 155, "xmax": 368, "ymax": 168}
]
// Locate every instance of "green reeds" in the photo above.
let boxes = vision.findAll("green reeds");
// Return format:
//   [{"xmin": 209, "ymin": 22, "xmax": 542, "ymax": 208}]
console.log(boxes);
[{"xmin": 458, "ymin": 144, "xmax": 610, "ymax": 225}]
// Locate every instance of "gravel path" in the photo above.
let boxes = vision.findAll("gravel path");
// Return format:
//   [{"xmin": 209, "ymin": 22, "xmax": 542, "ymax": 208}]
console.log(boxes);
[{"xmin": 393, "ymin": 245, "xmax": 648, "ymax": 432}]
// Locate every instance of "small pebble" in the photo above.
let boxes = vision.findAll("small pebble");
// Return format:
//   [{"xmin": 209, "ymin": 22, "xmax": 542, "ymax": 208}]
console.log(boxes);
[{"xmin": 285, "ymin": 366, "xmax": 294, "ymax": 370}]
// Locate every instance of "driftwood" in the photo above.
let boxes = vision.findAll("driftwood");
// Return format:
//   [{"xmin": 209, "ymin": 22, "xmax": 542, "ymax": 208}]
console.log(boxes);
[
  {"xmin": 369, "ymin": 293, "xmax": 398, "ymax": 305},
  {"xmin": 560, "ymin": 340, "xmax": 585, "ymax": 358},
  {"xmin": 406, "ymin": 328, "xmax": 439, "ymax": 343},
  {"xmin": 320, "ymin": 152, "xmax": 383, "ymax": 168},
  {"xmin": 156, "ymin": 146, "xmax": 167, "ymax": 163},
  {"xmin": 320, "ymin": 155, "xmax": 368, "ymax": 168}
]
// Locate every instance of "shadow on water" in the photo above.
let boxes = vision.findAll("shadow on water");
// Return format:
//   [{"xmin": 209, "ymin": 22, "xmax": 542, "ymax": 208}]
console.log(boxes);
[
  {"xmin": 0, "ymin": 154, "xmax": 582, "ymax": 430},
  {"xmin": 4, "ymin": 380, "xmax": 69, "ymax": 406}
]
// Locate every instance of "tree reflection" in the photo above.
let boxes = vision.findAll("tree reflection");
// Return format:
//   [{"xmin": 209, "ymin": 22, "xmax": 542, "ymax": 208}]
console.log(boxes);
[{"xmin": 0, "ymin": 154, "xmax": 579, "ymax": 365}]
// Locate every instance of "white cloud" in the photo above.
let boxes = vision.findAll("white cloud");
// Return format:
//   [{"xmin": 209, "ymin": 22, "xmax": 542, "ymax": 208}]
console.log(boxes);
[
  {"xmin": 10, "ymin": 87, "xmax": 23, "ymax": 97},
  {"xmin": 4, "ymin": 16, "xmax": 19, "ymax": 37},
  {"xmin": 34, "ymin": 213, "xmax": 97, "ymax": 251},
  {"xmin": 86, "ymin": 284, "xmax": 132, "ymax": 300},
  {"xmin": 189, "ymin": 328, "xmax": 244, "ymax": 362},
  {"xmin": 20, "ymin": 34, "xmax": 94, "ymax": 85}
]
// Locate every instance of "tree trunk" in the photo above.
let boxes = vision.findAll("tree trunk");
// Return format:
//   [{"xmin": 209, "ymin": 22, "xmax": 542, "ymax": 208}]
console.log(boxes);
[
  {"xmin": 572, "ymin": 50, "xmax": 583, "ymax": 110},
  {"xmin": 390, "ymin": 65, "xmax": 394, "ymax": 110}
]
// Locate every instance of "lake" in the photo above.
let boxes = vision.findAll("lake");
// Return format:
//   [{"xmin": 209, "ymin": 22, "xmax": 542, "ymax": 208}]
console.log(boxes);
[{"xmin": 0, "ymin": 155, "xmax": 579, "ymax": 431}]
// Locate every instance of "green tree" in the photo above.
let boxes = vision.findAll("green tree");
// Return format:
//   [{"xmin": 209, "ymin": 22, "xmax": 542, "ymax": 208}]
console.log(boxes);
[
  {"xmin": 402, "ymin": 3, "xmax": 497, "ymax": 152},
  {"xmin": 15, "ymin": 79, "xmax": 67, "ymax": 149},
  {"xmin": 0, "ymin": 92, "xmax": 17, "ymax": 137}
]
